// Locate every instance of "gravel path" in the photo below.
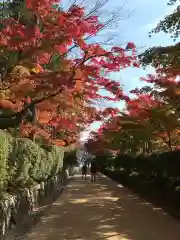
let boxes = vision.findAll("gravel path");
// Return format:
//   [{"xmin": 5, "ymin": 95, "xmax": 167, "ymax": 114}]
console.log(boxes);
[{"xmin": 9, "ymin": 173, "xmax": 180, "ymax": 240}]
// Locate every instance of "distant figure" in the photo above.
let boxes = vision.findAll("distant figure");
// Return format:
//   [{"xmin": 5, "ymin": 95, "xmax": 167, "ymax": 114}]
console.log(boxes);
[
  {"xmin": 82, "ymin": 163, "xmax": 87, "ymax": 180},
  {"xmin": 90, "ymin": 160, "xmax": 98, "ymax": 182}
]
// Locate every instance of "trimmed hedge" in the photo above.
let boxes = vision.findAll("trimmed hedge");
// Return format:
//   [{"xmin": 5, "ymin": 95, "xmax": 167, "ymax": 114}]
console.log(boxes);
[
  {"xmin": 0, "ymin": 131, "xmax": 67, "ymax": 198},
  {"xmin": 0, "ymin": 131, "xmax": 13, "ymax": 193},
  {"xmin": 98, "ymin": 150, "xmax": 180, "ymax": 206}
]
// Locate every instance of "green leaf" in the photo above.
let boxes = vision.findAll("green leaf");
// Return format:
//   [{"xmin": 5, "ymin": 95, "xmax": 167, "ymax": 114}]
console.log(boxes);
[{"xmin": 47, "ymin": 53, "xmax": 62, "ymax": 71}]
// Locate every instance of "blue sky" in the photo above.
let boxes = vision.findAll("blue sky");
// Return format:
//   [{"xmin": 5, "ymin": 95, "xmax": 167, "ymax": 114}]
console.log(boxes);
[
  {"xmin": 106, "ymin": 0, "xmax": 178, "ymax": 94},
  {"xmin": 80, "ymin": 0, "xmax": 179, "ymax": 140},
  {"xmin": 61, "ymin": 0, "xmax": 179, "ymax": 140},
  {"xmin": 62, "ymin": 0, "xmax": 178, "ymax": 96}
]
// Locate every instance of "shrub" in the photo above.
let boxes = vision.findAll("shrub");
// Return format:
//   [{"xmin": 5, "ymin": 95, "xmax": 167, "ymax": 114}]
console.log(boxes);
[
  {"xmin": 8, "ymin": 138, "xmax": 41, "ymax": 189},
  {"xmin": 63, "ymin": 150, "xmax": 78, "ymax": 168},
  {"xmin": 100, "ymin": 150, "xmax": 180, "ymax": 195},
  {"xmin": 0, "ymin": 130, "xmax": 66, "ymax": 193},
  {"xmin": 8, "ymin": 139, "xmax": 66, "ymax": 189},
  {"xmin": 0, "ymin": 130, "xmax": 13, "ymax": 194},
  {"xmin": 50, "ymin": 146, "xmax": 64, "ymax": 176}
]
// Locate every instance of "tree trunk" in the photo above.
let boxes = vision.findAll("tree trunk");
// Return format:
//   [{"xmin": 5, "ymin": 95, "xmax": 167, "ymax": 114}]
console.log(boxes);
[
  {"xmin": 148, "ymin": 138, "xmax": 152, "ymax": 154},
  {"xmin": 143, "ymin": 141, "xmax": 148, "ymax": 155},
  {"xmin": 167, "ymin": 131, "xmax": 173, "ymax": 151}
]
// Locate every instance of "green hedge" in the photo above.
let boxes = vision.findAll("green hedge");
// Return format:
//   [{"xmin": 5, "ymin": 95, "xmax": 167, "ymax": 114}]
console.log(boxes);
[
  {"xmin": 63, "ymin": 150, "xmax": 78, "ymax": 168},
  {"xmin": 111, "ymin": 151, "xmax": 180, "ymax": 184},
  {"xmin": 0, "ymin": 130, "xmax": 13, "ymax": 193},
  {"xmin": 0, "ymin": 131, "xmax": 66, "ymax": 196},
  {"xmin": 98, "ymin": 150, "xmax": 180, "ymax": 206}
]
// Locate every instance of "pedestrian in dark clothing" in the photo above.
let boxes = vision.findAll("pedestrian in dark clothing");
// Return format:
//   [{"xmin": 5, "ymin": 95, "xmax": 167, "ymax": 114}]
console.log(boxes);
[
  {"xmin": 90, "ymin": 160, "xmax": 98, "ymax": 182},
  {"xmin": 82, "ymin": 163, "xmax": 87, "ymax": 180}
]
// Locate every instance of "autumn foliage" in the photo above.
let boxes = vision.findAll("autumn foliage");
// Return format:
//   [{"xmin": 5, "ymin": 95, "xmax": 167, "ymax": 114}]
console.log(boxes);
[
  {"xmin": 86, "ymin": 0, "xmax": 180, "ymax": 155},
  {"xmin": 0, "ymin": 0, "xmax": 137, "ymax": 146}
]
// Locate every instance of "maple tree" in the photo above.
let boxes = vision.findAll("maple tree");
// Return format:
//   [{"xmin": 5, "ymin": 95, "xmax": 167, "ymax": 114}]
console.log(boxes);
[
  {"xmin": 86, "ymin": 74, "xmax": 180, "ymax": 155},
  {"xmin": 0, "ymin": 0, "xmax": 137, "ymax": 145},
  {"xmin": 86, "ymin": 0, "xmax": 180, "ymax": 155},
  {"xmin": 84, "ymin": 1, "xmax": 180, "ymax": 212}
]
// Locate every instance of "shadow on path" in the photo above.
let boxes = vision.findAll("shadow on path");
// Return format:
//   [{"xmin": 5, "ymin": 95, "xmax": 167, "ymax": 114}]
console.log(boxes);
[{"xmin": 11, "ymin": 174, "xmax": 180, "ymax": 240}]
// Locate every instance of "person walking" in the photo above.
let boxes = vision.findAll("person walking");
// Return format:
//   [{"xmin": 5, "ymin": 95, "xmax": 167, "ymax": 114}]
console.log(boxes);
[
  {"xmin": 81, "ymin": 163, "xmax": 87, "ymax": 180},
  {"xmin": 90, "ymin": 160, "xmax": 98, "ymax": 182}
]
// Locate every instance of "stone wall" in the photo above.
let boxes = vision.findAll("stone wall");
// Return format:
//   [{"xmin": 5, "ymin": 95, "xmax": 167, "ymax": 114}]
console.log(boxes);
[{"xmin": 0, "ymin": 169, "xmax": 74, "ymax": 240}]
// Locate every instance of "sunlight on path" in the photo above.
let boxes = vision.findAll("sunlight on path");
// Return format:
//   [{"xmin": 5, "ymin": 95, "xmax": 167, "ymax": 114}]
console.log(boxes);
[{"xmin": 20, "ymin": 173, "xmax": 180, "ymax": 240}]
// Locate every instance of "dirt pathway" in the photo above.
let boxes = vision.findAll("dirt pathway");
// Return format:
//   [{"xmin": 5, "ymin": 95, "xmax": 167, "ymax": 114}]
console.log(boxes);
[{"xmin": 16, "ymin": 173, "xmax": 180, "ymax": 240}]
